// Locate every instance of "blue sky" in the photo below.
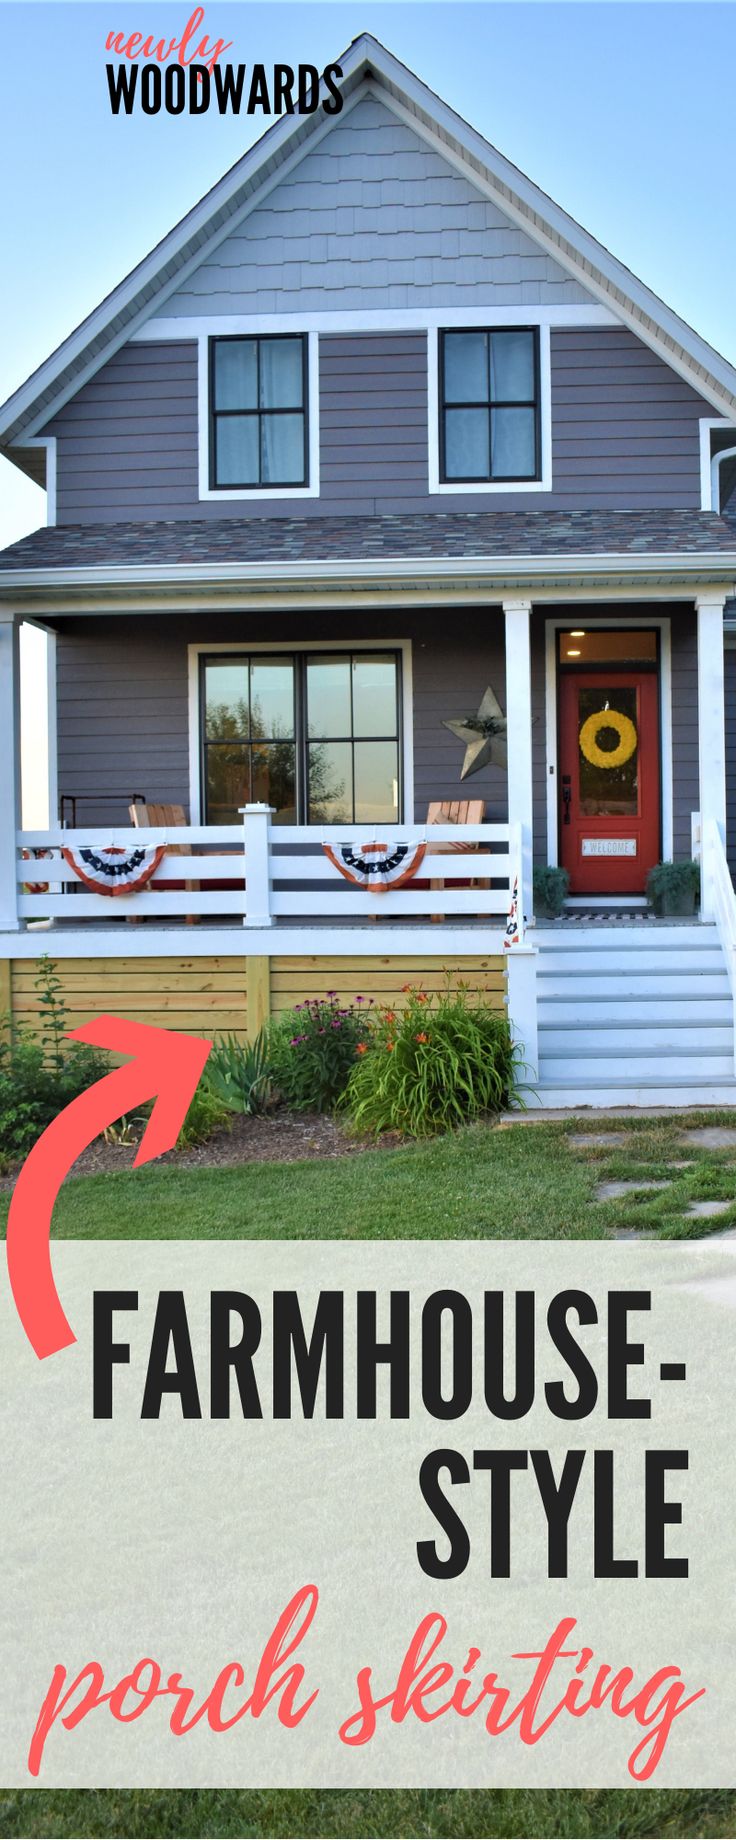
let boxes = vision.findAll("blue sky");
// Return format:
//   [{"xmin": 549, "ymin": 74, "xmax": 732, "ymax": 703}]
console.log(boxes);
[{"xmin": 1, "ymin": 0, "xmax": 735, "ymax": 550}]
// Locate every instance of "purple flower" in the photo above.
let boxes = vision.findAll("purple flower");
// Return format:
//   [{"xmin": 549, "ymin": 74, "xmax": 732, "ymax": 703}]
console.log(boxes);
[
  {"xmin": 355, "ymin": 995, "xmax": 364, "ymax": 1004},
  {"xmin": 331, "ymin": 1017, "xmax": 342, "ymax": 1029},
  {"xmin": 326, "ymin": 989, "xmax": 338, "ymax": 998}
]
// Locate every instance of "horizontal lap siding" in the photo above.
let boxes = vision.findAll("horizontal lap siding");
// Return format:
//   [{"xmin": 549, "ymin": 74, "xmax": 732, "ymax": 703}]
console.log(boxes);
[
  {"xmin": 51, "ymin": 342, "xmax": 200, "ymax": 523},
  {"xmin": 270, "ymin": 956, "xmax": 506, "ymax": 1016},
  {"xmin": 410, "ymin": 616, "xmax": 507, "ymax": 820},
  {"xmin": 550, "ymin": 330, "xmax": 710, "ymax": 508},
  {"xmin": 55, "ymin": 609, "xmax": 509, "ymax": 828},
  {"xmin": 671, "ymin": 614, "xmax": 699, "ymax": 858},
  {"xmin": 11, "ymin": 958, "xmax": 248, "ymax": 1039},
  {"xmin": 56, "ymin": 623, "xmax": 189, "ymax": 823},
  {"xmin": 49, "ymin": 327, "xmax": 712, "ymax": 523}
]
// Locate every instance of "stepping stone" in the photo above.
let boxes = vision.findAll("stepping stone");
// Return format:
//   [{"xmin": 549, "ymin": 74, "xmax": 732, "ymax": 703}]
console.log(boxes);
[
  {"xmin": 595, "ymin": 1179, "xmax": 671, "ymax": 1201},
  {"xmin": 614, "ymin": 1229, "xmax": 658, "ymax": 1241},
  {"xmin": 684, "ymin": 1199, "xmax": 733, "ymax": 1219},
  {"xmin": 569, "ymin": 1132, "xmax": 628, "ymax": 1148},
  {"xmin": 699, "ymin": 1225, "xmax": 736, "ymax": 1242},
  {"xmin": 679, "ymin": 1128, "xmax": 736, "ymax": 1150},
  {"xmin": 667, "ymin": 1160, "xmax": 694, "ymax": 1170}
]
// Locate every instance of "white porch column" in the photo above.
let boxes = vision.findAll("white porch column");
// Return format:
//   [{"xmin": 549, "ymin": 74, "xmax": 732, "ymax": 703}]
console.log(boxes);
[
  {"xmin": 241, "ymin": 802, "xmax": 274, "ymax": 928},
  {"xmin": 696, "ymin": 594, "xmax": 727, "ymax": 919},
  {"xmin": 0, "ymin": 614, "xmax": 21, "ymax": 932},
  {"xmin": 503, "ymin": 599, "xmax": 534, "ymax": 924}
]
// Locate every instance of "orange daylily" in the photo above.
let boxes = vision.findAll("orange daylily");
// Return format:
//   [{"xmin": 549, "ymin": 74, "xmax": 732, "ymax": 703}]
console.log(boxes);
[{"xmin": 415, "ymin": 1031, "xmax": 429, "ymax": 1044}]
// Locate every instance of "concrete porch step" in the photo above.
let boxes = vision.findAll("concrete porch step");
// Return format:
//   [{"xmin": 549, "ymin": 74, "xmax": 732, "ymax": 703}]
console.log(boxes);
[
  {"xmin": 539, "ymin": 1021, "xmax": 734, "ymax": 1055},
  {"xmin": 535, "ymin": 923, "xmax": 714, "ymax": 950},
  {"xmin": 527, "ymin": 1079, "xmax": 736, "ymax": 1110},
  {"xmin": 538, "ymin": 996, "xmax": 733, "ymax": 1024},
  {"xmin": 536, "ymin": 946, "xmax": 723, "ymax": 975},
  {"xmin": 537, "ymin": 971, "xmax": 731, "ymax": 1000},
  {"xmin": 539, "ymin": 1049, "xmax": 735, "ymax": 1082}
]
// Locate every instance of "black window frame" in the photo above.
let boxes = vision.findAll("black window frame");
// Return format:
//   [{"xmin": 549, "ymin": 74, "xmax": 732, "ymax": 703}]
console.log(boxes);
[
  {"xmin": 438, "ymin": 326, "xmax": 541, "ymax": 484},
  {"xmin": 200, "ymin": 650, "xmax": 404, "ymax": 825},
  {"xmin": 209, "ymin": 333, "xmax": 309, "ymax": 491}
]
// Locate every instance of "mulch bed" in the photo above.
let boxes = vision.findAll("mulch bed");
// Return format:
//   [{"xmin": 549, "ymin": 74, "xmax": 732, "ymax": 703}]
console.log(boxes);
[{"xmin": 0, "ymin": 1109, "xmax": 404, "ymax": 1187}]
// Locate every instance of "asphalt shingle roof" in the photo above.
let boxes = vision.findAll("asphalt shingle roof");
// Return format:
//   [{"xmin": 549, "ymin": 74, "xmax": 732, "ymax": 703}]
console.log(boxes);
[{"xmin": 1, "ymin": 509, "xmax": 736, "ymax": 572}]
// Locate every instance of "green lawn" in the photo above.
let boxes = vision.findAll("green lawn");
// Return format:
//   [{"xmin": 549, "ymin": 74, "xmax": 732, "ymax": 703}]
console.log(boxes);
[
  {"xmin": 1, "ymin": 1787, "xmax": 735, "ymax": 1840},
  {"xmin": 3, "ymin": 1112, "xmax": 736, "ymax": 1242}
]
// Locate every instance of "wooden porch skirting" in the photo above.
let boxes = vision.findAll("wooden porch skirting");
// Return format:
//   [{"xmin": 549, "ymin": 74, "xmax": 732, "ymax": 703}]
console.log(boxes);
[{"xmin": 8, "ymin": 952, "xmax": 507, "ymax": 1043}]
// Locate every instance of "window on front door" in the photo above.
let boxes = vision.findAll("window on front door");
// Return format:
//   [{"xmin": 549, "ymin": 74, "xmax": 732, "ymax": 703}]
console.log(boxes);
[
  {"xmin": 439, "ymin": 328, "xmax": 540, "ymax": 482},
  {"xmin": 200, "ymin": 652, "xmax": 402, "ymax": 825},
  {"xmin": 209, "ymin": 335, "xmax": 308, "ymax": 489}
]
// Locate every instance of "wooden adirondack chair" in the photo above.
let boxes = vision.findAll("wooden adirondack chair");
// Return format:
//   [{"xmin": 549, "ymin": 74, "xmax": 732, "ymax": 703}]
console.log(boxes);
[
  {"xmin": 426, "ymin": 798, "xmax": 487, "ymax": 921},
  {"xmin": 129, "ymin": 801, "xmax": 197, "ymax": 923}
]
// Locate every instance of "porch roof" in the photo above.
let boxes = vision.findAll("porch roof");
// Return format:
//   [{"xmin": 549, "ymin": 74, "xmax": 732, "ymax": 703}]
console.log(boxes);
[{"xmin": 2, "ymin": 508, "xmax": 736, "ymax": 577}]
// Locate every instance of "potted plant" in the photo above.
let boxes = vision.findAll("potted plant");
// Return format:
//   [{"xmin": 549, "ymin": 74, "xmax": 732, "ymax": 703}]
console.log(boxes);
[
  {"xmin": 645, "ymin": 859, "xmax": 700, "ymax": 918},
  {"xmin": 533, "ymin": 865, "xmax": 570, "ymax": 919}
]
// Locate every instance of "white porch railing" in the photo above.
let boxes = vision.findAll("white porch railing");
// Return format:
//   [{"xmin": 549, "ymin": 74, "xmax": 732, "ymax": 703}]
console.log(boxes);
[
  {"xmin": 693, "ymin": 812, "xmax": 736, "ymax": 1074},
  {"xmin": 12, "ymin": 808, "xmax": 521, "ymax": 937}
]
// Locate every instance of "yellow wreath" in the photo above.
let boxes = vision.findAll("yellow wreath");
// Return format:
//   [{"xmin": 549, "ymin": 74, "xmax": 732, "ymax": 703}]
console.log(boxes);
[{"xmin": 578, "ymin": 708, "xmax": 638, "ymax": 771}]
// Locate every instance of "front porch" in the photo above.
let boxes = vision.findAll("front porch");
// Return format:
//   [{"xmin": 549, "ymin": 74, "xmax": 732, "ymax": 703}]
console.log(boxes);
[{"xmin": 1, "ymin": 582, "xmax": 734, "ymax": 1106}]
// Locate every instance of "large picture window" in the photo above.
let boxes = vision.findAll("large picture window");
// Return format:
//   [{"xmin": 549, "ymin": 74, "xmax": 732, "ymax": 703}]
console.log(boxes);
[
  {"xmin": 200, "ymin": 651, "xmax": 402, "ymax": 825},
  {"xmin": 209, "ymin": 335, "xmax": 308, "ymax": 489},
  {"xmin": 439, "ymin": 327, "xmax": 540, "ymax": 482}
]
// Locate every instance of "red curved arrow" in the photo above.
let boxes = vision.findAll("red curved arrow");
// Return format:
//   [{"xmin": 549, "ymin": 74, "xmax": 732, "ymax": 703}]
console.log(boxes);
[{"xmin": 6, "ymin": 1016, "xmax": 212, "ymax": 1361}]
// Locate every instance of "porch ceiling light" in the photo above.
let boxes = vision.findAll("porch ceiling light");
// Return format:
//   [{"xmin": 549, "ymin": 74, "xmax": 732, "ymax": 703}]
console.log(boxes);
[{"xmin": 570, "ymin": 629, "xmax": 586, "ymax": 636}]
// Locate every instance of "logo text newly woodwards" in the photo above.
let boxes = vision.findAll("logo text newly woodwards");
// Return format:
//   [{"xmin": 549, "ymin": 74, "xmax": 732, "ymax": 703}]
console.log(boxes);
[{"xmin": 106, "ymin": 7, "xmax": 343, "ymax": 115}]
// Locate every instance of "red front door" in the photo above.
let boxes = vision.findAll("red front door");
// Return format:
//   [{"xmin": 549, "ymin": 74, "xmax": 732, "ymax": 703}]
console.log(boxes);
[{"xmin": 559, "ymin": 669, "xmax": 660, "ymax": 895}]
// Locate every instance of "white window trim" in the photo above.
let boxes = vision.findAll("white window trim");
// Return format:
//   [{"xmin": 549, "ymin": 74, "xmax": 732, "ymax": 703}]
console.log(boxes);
[
  {"xmin": 699, "ymin": 416, "xmax": 735, "ymax": 510},
  {"xmin": 135, "ymin": 305, "xmax": 618, "ymax": 340},
  {"xmin": 427, "ymin": 323, "xmax": 552, "ymax": 496},
  {"xmin": 187, "ymin": 637, "xmax": 414, "ymax": 825},
  {"xmin": 544, "ymin": 614, "xmax": 674, "ymax": 869},
  {"xmin": 197, "ymin": 330, "xmax": 320, "ymax": 502}
]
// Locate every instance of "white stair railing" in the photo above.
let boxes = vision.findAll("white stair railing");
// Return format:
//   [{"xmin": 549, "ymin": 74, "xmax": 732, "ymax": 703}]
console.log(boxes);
[{"xmin": 698, "ymin": 815, "xmax": 736, "ymax": 1073}]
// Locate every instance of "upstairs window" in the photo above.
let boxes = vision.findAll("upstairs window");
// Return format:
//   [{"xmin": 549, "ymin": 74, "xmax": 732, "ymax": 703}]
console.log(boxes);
[
  {"xmin": 439, "ymin": 328, "xmax": 540, "ymax": 482},
  {"xmin": 209, "ymin": 334, "xmax": 308, "ymax": 489}
]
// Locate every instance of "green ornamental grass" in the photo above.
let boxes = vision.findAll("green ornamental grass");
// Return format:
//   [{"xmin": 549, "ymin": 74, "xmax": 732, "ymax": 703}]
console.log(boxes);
[{"xmin": 342, "ymin": 982, "xmax": 520, "ymax": 1137}]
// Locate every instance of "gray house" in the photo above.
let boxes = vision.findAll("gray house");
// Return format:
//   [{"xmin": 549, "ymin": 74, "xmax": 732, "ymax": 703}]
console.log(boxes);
[{"xmin": 1, "ymin": 33, "xmax": 736, "ymax": 1106}]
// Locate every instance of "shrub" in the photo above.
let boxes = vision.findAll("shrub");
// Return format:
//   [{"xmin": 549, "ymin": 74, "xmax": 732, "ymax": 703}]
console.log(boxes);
[
  {"xmin": 268, "ymin": 993, "xmax": 373, "ymax": 1112},
  {"xmin": 0, "ymin": 956, "xmax": 110, "ymax": 1168},
  {"xmin": 177, "ymin": 1082, "xmax": 231, "ymax": 1147},
  {"xmin": 533, "ymin": 864, "xmax": 570, "ymax": 919},
  {"xmin": 646, "ymin": 858, "xmax": 700, "ymax": 916},
  {"xmin": 206, "ymin": 1029, "xmax": 272, "ymax": 1115},
  {"xmin": 342, "ymin": 982, "xmax": 520, "ymax": 1137}
]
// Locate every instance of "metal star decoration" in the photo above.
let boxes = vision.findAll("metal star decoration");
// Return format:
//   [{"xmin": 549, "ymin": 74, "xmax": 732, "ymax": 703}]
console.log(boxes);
[{"xmin": 443, "ymin": 686, "xmax": 508, "ymax": 779}]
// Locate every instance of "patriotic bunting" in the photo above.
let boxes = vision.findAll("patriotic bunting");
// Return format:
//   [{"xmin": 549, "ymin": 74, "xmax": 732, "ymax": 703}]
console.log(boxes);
[
  {"xmin": 61, "ymin": 843, "xmax": 167, "ymax": 897},
  {"xmin": 323, "ymin": 840, "xmax": 427, "ymax": 893}
]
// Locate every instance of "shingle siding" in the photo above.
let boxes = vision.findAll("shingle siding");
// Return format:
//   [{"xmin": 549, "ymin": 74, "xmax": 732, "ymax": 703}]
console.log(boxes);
[
  {"xmin": 48, "ymin": 327, "xmax": 715, "ymax": 524},
  {"xmin": 163, "ymin": 95, "xmax": 596, "ymax": 315}
]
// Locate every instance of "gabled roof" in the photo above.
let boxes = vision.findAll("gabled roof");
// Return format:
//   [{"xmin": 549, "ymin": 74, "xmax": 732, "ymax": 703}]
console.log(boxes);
[{"xmin": 2, "ymin": 30, "xmax": 736, "ymax": 476}]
